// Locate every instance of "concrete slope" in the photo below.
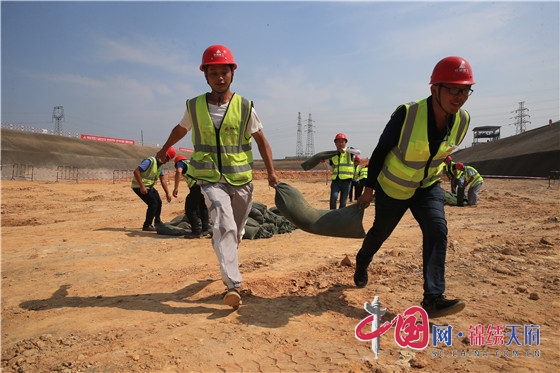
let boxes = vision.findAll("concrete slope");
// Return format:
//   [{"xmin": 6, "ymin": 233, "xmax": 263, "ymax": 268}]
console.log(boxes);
[{"xmin": 452, "ymin": 122, "xmax": 559, "ymax": 177}]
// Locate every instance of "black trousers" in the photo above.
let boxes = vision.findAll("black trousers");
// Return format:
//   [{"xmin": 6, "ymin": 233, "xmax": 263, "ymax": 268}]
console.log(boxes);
[
  {"xmin": 185, "ymin": 184, "xmax": 210, "ymax": 234},
  {"xmin": 133, "ymin": 187, "xmax": 162, "ymax": 227}
]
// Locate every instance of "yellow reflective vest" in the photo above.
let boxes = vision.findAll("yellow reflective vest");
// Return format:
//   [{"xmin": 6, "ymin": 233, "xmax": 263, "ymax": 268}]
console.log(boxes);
[
  {"xmin": 331, "ymin": 151, "xmax": 354, "ymax": 180},
  {"xmin": 359, "ymin": 166, "xmax": 368, "ymax": 180},
  {"xmin": 377, "ymin": 98, "xmax": 470, "ymax": 200},
  {"xmin": 131, "ymin": 156, "xmax": 162, "ymax": 189},
  {"xmin": 187, "ymin": 93, "xmax": 253, "ymax": 186},
  {"xmin": 176, "ymin": 159, "xmax": 196, "ymax": 188}
]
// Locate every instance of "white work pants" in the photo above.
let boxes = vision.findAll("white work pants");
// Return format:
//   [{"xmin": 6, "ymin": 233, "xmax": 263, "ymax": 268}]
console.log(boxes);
[{"xmin": 200, "ymin": 182, "xmax": 253, "ymax": 289}]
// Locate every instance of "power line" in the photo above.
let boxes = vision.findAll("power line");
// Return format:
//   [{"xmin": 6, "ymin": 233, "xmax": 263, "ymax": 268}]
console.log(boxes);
[{"xmin": 510, "ymin": 101, "xmax": 531, "ymax": 135}]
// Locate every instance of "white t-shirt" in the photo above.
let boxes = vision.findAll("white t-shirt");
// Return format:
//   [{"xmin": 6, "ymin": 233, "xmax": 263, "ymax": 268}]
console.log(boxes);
[{"xmin": 178, "ymin": 100, "xmax": 263, "ymax": 136}]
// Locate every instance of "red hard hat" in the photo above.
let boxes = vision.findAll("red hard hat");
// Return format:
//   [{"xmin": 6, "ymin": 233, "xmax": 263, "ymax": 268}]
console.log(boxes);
[
  {"xmin": 456, "ymin": 162, "xmax": 464, "ymax": 171},
  {"xmin": 445, "ymin": 155, "xmax": 452, "ymax": 163},
  {"xmin": 174, "ymin": 155, "xmax": 187, "ymax": 166},
  {"xmin": 334, "ymin": 133, "xmax": 348, "ymax": 142},
  {"xmin": 354, "ymin": 156, "xmax": 361, "ymax": 162},
  {"xmin": 430, "ymin": 56, "xmax": 475, "ymax": 85},
  {"xmin": 166, "ymin": 146, "xmax": 176, "ymax": 160},
  {"xmin": 200, "ymin": 44, "xmax": 237, "ymax": 71}
]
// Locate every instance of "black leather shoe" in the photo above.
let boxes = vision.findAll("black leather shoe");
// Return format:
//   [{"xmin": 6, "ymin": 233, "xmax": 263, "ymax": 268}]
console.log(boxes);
[
  {"xmin": 142, "ymin": 225, "xmax": 156, "ymax": 232},
  {"xmin": 421, "ymin": 295, "xmax": 465, "ymax": 318},
  {"xmin": 354, "ymin": 265, "xmax": 368, "ymax": 288}
]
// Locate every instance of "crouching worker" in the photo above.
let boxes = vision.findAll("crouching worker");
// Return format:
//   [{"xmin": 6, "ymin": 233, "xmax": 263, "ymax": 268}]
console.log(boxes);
[
  {"xmin": 173, "ymin": 155, "xmax": 210, "ymax": 238},
  {"xmin": 132, "ymin": 147, "xmax": 175, "ymax": 231},
  {"xmin": 455, "ymin": 162, "xmax": 483, "ymax": 206}
]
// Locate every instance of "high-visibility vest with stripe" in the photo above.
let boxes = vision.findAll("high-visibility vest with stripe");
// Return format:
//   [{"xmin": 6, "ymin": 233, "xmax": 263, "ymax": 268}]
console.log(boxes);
[
  {"xmin": 359, "ymin": 166, "xmax": 368, "ymax": 180},
  {"xmin": 131, "ymin": 157, "xmax": 161, "ymax": 189},
  {"xmin": 353, "ymin": 164, "xmax": 362, "ymax": 181},
  {"xmin": 176, "ymin": 160, "xmax": 196, "ymax": 188},
  {"xmin": 187, "ymin": 93, "xmax": 253, "ymax": 186},
  {"xmin": 377, "ymin": 99, "xmax": 470, "ymax": 200},
  {"xmin": 331, "ymin": 151, "xmax": 354, "ymax": 180},
  {"xmin": 464, "ymin": 166, "xmax": 483, "ymax": 186}
]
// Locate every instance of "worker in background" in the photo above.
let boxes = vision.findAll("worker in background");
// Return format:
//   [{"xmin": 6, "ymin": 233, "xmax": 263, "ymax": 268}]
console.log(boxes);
[
  {"xmin": 173, "ymin": 155, "xmax": 210, "ymax": 238},
  {"xmin": 132, "ymin": 147, "xmax": 175, "ymax": 231},
  {"xmin": 323, "ymin": 133, "xmax": 360, "ymax": 209},
  {"xmin": 355, "ymin": 162, "xmax": 369, "ymax": 201},
  {"xmin": 444, "ymin": 155, "xmax": 458, "ymax": 193},
  {"xmin": 455, "ymin": 162, "xmax": 483, "ymax": 206},
  {"xmin": 349, "ymin": 156, "xmax": 362, "ymax": 202}
]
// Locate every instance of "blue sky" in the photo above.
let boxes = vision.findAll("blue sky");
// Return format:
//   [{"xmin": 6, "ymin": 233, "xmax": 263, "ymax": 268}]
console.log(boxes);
[{"xmin": 2, "ymin": 1, "xmax": 558, "ymax": 160}]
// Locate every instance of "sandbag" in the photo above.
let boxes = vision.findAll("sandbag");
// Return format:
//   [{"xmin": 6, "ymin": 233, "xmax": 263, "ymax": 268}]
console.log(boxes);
[
  {"xmin": 300, "ymin": 150, "xmax": 339, "ymax": 171},
  {"xmin": 274, "ymin": 182, "xmax": 365, "ymax": 238}
]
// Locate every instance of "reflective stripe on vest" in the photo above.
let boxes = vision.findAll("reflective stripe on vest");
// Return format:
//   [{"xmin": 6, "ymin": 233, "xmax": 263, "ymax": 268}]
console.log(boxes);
[
  {"xmin": 465, "ymin": 166, "xmax": 483, "ymax": 186},
  {"xmin": 131, "ymin": 157, "xmax": 161, "ymax": 188},
  {"xmin": 331, "ymin": 152, "xmax": 354, "ymax": 180},
  {"xmin": 359, "ymin": 166, "xmax": 368, "ymax": 180},
  {"xmin": 378, "ymin": 99, "xmax": 470, "ymax": 200},
  {"xmin": 187, "ymin": 94, "xmax": 253, "ymax": 186},
  {"xmin": 177, "ymin": 160, "xmax": 196, "ymax": 188}
]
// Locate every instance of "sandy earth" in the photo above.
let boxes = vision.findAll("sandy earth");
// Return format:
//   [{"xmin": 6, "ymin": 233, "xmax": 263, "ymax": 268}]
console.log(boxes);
[{"xmin": 1, "ymin": 175, "xmax": 559, "ymax": 372}]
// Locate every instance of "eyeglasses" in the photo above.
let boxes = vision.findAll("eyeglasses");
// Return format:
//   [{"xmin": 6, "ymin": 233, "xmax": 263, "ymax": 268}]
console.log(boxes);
[{"xmin": 438, "ymin": 85, "xmax": 473, "ymax": 97}]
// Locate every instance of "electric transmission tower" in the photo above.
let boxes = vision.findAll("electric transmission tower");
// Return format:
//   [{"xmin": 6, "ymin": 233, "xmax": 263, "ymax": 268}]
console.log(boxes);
[
  {"xmin": 510, "ymin": 101, "xmax": 531, "ymax": 135},
  {"xmin": 52, "ymin": 106, "xmax": 65, "ymax": 136},
  {"xmin": 296, "ymin": 112, "xmax": 304, "ymax": 158},
  {"xmin": 305, "ymin": 113, "xmax": 315, "ymax": 157}
]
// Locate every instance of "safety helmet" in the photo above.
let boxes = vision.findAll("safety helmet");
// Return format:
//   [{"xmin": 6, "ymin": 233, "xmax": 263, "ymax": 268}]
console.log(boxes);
[
  {"xmin": 354, "ymin": 156, "xmax": 361, "ymax": 162},
  {"xmin": 200, "ymin": 44, "xmax": 237, "ymax": 71},
  {"xmin": 430, "ymin": 56, "xmax": 475, "ymax": 85},
  {"xmin": 174, "ymin": 155, "xmax": 187, "ymax": 166},
  {"xmin": 445, "ymin": 155, "xmax": 453, "ymax": 163},
  {"xmin": 456, "ymin": 162, "xmax": 464, "ymax": 171},
  {"xmin": 334, "ymin": 133, "xmax": 348, "ymax": 142},
  {"xmin": 165, "ymin": 146, "xmax": 176, "ymax": 160}
]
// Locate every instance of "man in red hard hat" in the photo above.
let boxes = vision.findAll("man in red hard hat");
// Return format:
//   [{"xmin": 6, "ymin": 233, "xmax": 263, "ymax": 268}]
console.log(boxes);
[
  {"xmin": 355, "ymin": 56, "xmax": 475, "ymax": 318},
  {"xmin": 455, "ymin": 162, "xmax": 483, "ymax": 206},
  {"xmin": 326, "ymin": 133, "xmax": 361, "ymax": 209},
  {"xmin": 131, "ymin": 147, "xmax": 175, "ymax": 232},
  {"xmin": 156, "ymin": 44, "xmax": 279, "ymax": 309}
]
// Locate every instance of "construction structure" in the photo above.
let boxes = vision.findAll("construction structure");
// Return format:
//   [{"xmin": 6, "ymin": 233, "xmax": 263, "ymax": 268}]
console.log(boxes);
[
  {"xmin": 52, "ymin": 106, "xmax": 64, "ymax": 136},
  {"xmin": 511, "ymin": 101, "xmax": 531, "ymax": 135},
  {"xmin": 296, "ymin": 112, "xmax": 315, "ymax": 158},
  {"xmin": 472, "ymin": 126, "xmax": 501, "ymax": 145}
]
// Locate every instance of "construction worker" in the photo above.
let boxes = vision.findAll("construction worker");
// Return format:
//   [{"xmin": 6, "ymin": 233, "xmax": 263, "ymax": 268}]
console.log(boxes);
[
  {"xmin": 156, "ymin": 44, "xmax": 279, "ymax": 309},
  {"xmin": 444, "ymin": 155, "xmax": 458, "ymax": 193},
  {"xmin": 355, "ymin": 56, "xmax": 474, "ymax": 318},
  {"xmin": 326, "ymin": 133, "xmax": 360, "ymax": 209},
  {"xmin": 173, "ymin": 155, "xmax": 210, "ymax": 238},
  {"xmin": 455, "ymin": 162, "xmax": 483, "ymax": 206},
  {"xmin": 355, "ymin": 162, "xmax": 369, "ymax": 201},
  {"xmin": 132, "ymin": 147, "xmax": 175, "ymax": 231},
  {"xmin": 349, "ymin": 156, "xmax": 362, "ymax": 201}
]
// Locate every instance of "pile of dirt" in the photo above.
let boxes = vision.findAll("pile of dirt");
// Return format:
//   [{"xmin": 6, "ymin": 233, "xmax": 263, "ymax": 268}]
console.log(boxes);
[{"xmin": 2, "ymin": 121, "xmax": 559, "ymax": 178}]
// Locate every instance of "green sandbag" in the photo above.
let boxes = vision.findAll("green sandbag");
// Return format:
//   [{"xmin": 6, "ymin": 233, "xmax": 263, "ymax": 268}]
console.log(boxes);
[
  {"xmin": 243, "ymin": 217, "xmax": 261, "ymax": 240},
  {"xmin": 274, "ymin": 182, "xmax": 365, "ymax": 238},
  {"xmin": 300, "ymin": 150, "xmax": 339, "ymax": 171},
  {"xmin": 156, "ymin": 223, "xmax": 190, "ymax": 236}
]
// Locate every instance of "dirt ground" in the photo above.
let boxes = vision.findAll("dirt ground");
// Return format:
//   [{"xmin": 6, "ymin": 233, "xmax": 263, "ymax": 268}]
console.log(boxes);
[{"xmin": 1, "ymin": 176, "xmax": 559, "ymax": 372}]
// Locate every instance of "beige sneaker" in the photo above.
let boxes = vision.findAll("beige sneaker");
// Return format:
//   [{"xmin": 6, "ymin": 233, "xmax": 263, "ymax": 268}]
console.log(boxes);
[{"xmin": 223, "ymin": 288, "xmax": 242, "ymax": 309}]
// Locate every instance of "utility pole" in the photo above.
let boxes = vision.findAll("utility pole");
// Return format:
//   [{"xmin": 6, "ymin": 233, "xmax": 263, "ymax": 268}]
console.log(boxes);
[
  {"xmin": 305, "ymin": 113, "xmax": 315, "ymax": 157},
  {"xmin": 510, "ymin": 101, "xmax": 531, "ymax": 135},
  {"xmin": 52, "ymin": 106, "xmax": 64, "ymax": 136},
  {"xmin": 296, "ymin": 112, "xmax": 304, "ymax": 158}
]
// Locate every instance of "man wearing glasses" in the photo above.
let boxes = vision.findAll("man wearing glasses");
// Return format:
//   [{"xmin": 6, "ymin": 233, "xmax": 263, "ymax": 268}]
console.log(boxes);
[{"xmin": 354, "ymin": 56, "xmax": 474, "ymax": 319}]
